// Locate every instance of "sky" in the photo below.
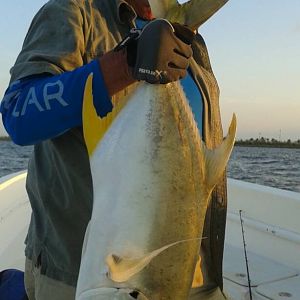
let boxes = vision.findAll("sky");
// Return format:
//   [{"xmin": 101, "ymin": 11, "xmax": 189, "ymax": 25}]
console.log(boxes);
[{"xmin": 0, "ymin": 0, "xmax": 299, "ymax": 140}]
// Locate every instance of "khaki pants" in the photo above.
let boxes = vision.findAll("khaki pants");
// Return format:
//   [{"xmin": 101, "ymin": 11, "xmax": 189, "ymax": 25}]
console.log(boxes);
[
  {"xmin": 24, "ymin": 259, "xmax": 227, "ymax": 300},
  {"xmin": 24, "ymin": 259, "xmax": 76, "ymax": 300}
]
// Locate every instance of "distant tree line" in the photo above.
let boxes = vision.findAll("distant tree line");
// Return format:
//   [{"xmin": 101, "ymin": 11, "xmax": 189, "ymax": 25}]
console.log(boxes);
[
  {"xmin": 1, "ymin": 135, "xmax": 300, "ymax": 149},
  {"xmin": 235, "ymin": 137, "xmax": 300, "ymax": 149}
]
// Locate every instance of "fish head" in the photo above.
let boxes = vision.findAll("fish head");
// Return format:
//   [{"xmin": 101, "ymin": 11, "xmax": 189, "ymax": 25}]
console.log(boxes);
[{"xmin": 147, "ymin": 0, "xmax": 229, "ymax": 30}]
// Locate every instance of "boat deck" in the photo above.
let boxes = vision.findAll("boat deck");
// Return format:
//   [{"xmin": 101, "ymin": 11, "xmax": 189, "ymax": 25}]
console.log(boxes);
[
  {"xmin": 224, "ymin": 179, "xmax": 300, "ymax": 299},
  {"xmin": 223, "ymin": 244, "xmax": 300, "ymax": 299}
]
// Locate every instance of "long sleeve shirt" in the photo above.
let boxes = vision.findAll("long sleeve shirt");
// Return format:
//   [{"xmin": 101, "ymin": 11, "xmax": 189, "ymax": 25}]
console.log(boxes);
[{"xmin": 0, "ymin": 60, "xmax": 112, "ymax": 145}]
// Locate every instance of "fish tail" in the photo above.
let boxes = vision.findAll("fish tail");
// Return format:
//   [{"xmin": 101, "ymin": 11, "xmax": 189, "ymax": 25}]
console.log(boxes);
[{"xmin": 164, "ymin": 0, "xmax": 229, "ymax": 30}]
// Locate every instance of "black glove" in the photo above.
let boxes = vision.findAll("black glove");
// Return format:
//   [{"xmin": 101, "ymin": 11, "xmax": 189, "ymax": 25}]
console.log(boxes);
[{"xmin": 126, "ymin": 19, "xmax": 194, "ymax": 84}]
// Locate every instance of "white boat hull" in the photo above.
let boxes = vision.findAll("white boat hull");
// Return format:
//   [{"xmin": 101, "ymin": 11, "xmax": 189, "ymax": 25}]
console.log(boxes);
[
  {"xmin": 0, "ymin": 172, "xmax": 30, "ymax": 271},
  {"xmin": 0, "ymin": 172, "xmax": 299, "ymax": 299}
]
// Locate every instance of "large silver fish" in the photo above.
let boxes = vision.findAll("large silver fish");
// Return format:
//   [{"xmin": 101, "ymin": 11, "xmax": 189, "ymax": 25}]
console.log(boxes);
[{"xmin": 76, "ymin": 1, "xmax": 234, "ymax": 299}]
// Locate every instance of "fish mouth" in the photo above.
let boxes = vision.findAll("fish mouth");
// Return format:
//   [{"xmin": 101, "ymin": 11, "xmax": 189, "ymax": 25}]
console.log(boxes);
[
  {"xmin": 129, "ymin": 290, "xmax": 148, "ymax": 299},
  {"xmin": 77, "ymin": 287, "xmax": 148, "ymax": 299}
]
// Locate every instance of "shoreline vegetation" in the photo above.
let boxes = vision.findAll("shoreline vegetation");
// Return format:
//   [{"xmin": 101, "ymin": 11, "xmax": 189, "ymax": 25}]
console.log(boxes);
[
  {"xmin": 1, "ymin": 135, "xmax": 300, "ymax": 149},
  {"xmin": 235, "ymin": 138, "xmax": 300, "ymax": 149}
]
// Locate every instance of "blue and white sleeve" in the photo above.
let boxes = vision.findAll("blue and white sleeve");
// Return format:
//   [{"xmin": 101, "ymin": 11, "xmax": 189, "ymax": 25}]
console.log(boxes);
[{"xmin": 0, "ymin": 60, "xmax": 112, "ymax": 146}]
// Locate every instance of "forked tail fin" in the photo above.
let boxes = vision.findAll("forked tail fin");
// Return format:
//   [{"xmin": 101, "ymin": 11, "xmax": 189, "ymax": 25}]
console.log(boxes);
[
  {"xmin": 148, "ymin": 0, "xmax": 229, "ymax": 30},
  {"xmin": 147, "ymin": 0, "xmax": 177, "ymax": 18}
]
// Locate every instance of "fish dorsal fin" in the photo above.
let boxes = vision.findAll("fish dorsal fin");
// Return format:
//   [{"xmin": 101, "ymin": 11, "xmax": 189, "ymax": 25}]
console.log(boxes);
[
  {"xmin": 148, "ymin": 0, "xmax": 229, "ymax": 30},
  {"xmin": 106, "ymin": 238, "xmax": 203, "ymax": 283},
  {"xmin": 202, "ymin": 114, "xmax": 237, "ymax": 190},
  {"xmin": 82, "ymin": 74, "xmax": 131, "ymax": 156}
]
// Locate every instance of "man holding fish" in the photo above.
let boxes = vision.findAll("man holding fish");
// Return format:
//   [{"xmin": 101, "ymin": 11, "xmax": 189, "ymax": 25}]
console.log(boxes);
[{"xmin": 0, "ymin": 0, "xmax": 232, "ymax": 299}]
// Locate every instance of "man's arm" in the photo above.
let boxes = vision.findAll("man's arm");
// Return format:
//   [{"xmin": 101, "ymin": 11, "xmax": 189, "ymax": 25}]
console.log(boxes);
[
  {"xmin": 1, "ymin": 60, "xmax": 112, "ymax": 146},
  {"xmin": 1, "ymin": 0, "xmax": 122, "ymax": 146}
]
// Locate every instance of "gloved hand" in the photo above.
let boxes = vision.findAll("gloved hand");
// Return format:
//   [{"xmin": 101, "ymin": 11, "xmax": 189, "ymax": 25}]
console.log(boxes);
[
  {"xmin": 99, "ymin": 19, "xmax": 194, "ymax": 96},
  {"xmin": 128, "ymin": 19, "xmax": 194, "ymax": 84}
]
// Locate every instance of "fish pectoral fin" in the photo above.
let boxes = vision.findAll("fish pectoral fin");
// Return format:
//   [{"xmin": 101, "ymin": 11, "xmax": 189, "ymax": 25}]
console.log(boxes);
[
  {"xmin": 106, "ymin": 252, "xmax": 155, "ymax": 283},
  {"xmin": 106, "ymin": 237, "xmax": 203, "ymax": 283}
]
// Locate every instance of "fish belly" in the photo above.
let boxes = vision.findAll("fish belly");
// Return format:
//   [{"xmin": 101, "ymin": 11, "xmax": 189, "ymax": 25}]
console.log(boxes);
[{"xmin": 76, "ymin": 83, "xmax": 209, "ymax": 300}]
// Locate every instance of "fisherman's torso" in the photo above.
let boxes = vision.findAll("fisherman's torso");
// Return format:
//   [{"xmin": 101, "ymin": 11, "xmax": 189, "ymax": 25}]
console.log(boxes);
[{"xmin": 18, "ymin": 0, "xmax": 226, "ymax": 289}]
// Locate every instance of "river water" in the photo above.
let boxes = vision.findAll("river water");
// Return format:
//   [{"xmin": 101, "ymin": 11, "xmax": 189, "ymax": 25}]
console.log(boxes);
[{"xmin": 0, "ymin": 141, "xmax": 299, "ymax": 193}]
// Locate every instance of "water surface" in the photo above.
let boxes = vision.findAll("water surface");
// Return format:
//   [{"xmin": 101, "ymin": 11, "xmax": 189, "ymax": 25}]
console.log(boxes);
[{"xmin": 0, "ymin": 141, "xmax": 299, "ymax": 193}]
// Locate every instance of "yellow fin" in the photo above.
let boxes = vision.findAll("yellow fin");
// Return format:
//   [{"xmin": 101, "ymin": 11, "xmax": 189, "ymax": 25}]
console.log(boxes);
[
  {"xmin": 82, "ymin": 74, "xmax": 131, "ymax": 156},
  {"xmin": 106, "ymin": 237, "xmax": 204, "ymax": 283},
  {"xmin": 192, "ymin": 255, "xmax": 203, "ymax": 288}
]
